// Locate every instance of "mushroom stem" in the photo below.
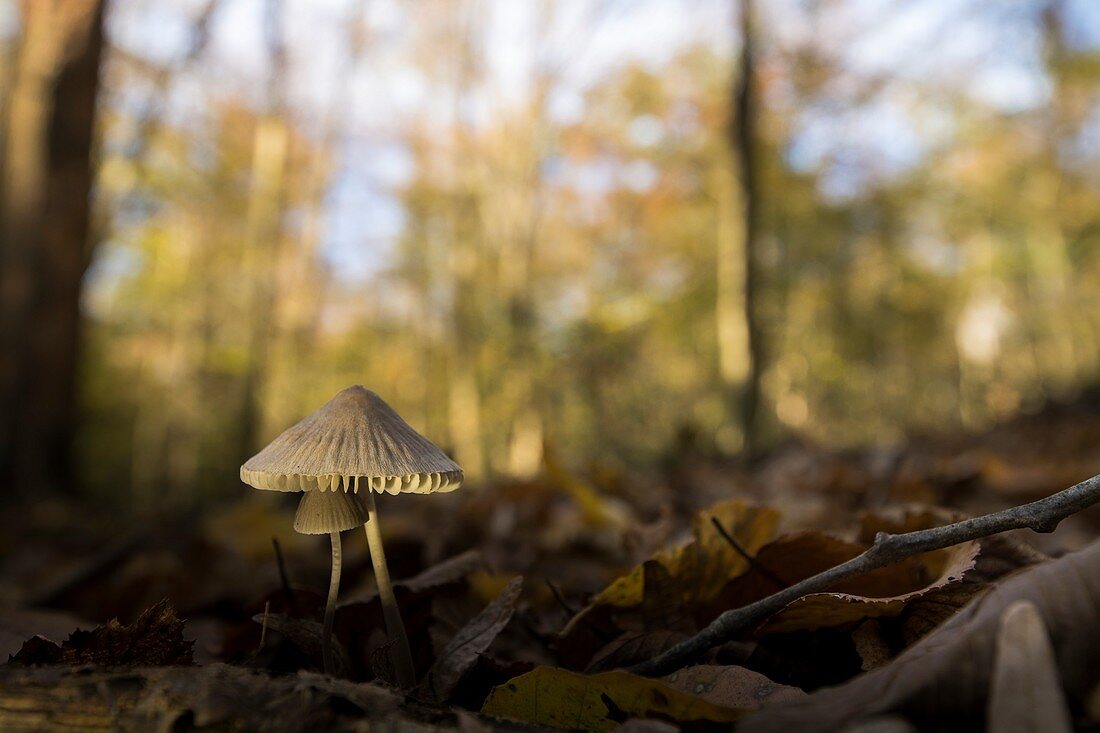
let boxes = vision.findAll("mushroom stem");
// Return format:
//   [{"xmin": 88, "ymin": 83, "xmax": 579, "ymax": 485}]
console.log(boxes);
[
  {"xmin": 323, "ymin": 530, "xmax": 341, "ymax": 675},
  {"xmin": 363, "ymin": 490, "xmax": 415, "ymax": 687}
]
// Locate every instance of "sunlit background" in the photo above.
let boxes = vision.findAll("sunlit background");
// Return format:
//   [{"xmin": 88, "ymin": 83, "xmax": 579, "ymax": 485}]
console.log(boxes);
[{"xmin": 3, "ymin": 0, "xmax": 1100, "ymax": 509}]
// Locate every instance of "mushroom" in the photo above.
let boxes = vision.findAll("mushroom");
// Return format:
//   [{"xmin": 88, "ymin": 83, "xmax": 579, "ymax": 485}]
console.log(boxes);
[
  {"xmin": 292, "ymin": 488, "xmax": 369, "ymax": 674},
  {"xmin": 240, "ymin": 385, "xmax": 463, "ymax": 686}
]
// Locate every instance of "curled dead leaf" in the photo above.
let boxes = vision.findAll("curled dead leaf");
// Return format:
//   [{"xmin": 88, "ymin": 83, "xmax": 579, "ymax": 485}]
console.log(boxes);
[
  {"xmin": 757, "ymin": 540, "xmax": 979, "ymax": 635},
  {"xmin": 740, "ymin": 540, "xmax": 1100, "ymax": 732}
]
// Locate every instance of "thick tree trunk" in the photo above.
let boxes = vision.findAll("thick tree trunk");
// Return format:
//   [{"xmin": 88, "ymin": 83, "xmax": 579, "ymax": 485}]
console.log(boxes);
[{"xmin": 0, "ymin": 0, "xmax": 106, "ymax": 496}]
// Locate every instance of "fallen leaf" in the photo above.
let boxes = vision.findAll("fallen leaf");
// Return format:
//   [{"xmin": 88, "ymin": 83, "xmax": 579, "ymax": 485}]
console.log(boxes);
[
  {"xmin": 251, "ymin": 613, "xmax": 351, "ymax": 677},
  {"xmin": 481, "ymin": 666, "xmax": 745, "ymax": 731},
  {"xmin": 851, "ymin": 620, "xmax": 891, "ymax": 671},
  {"xmin": 636, "ymin": 561, "xmax": 695, "ymax": 633},
  {"xmin": 336, "ymin": 550, "xmax": 485, "ymax": 682},
  {"xmin": 428, "ymin": 576, "xmax": 523, "ymax": 701},
  {"xmin": 594, "ymin": 500, "xmax": 780, "ymax": 609},
  {"xmin": 586, "ymin": 630, "xmax": 690, "ymax": 673},
  {"xmin": 740, "ymin": 539, "xmax": 1100, "ymax": 732},
  {"xmin": 559, "ymin": 501, "xmax": 779, "ymax": 668},
  {"xmin": 658, "ymin": 665, "xmax": 805, "ymax": 710},
  {"xmin": 758, "ymin": 540, "xmax": 979, "ymax": 634},
  {"xmin": 859, "ymin": 507, "xmax": 1046, "ymax": 645},
  {"xmin": 399, "ymin": 550, "xmax": 486, "ymax": 594}
]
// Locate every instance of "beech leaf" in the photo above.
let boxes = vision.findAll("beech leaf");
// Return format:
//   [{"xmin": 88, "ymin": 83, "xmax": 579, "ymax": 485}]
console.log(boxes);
[{"xmin": 428, "ymin": 575, "xmax": 523, "ymax": 700}]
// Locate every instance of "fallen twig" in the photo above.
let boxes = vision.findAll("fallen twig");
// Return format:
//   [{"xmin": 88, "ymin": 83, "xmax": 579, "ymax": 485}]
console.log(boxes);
[
  {"xmin": 710, "ymin": 516, "xmax": 787, "ymax": 590},
  {"xmin": 271, "ymin": 537, "xmax": 296, "ymax": 615},
  {"xmin": 629, "ymin": 472, "xmax": 1100, "ymax": 677}
]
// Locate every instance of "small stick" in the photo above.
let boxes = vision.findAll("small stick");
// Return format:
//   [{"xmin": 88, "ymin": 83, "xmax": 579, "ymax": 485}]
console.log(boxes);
[
  {"xmin": 258, "ymin": 601, "xmax": 270, "ymax": 651},
  {"xmin": 710, "ymin": 516, "xmax": 787, "ymax": 590},
  {"xmin": 629, "ymin": 472, "xmax": 1100, "ymax": 677},
  {"xmin": 271, "ymin": 537, "xmax": 296, "ymax": 614},
  {"xmin": 546, "ymin": 579, "xmax": 577, "ymax": 615}
]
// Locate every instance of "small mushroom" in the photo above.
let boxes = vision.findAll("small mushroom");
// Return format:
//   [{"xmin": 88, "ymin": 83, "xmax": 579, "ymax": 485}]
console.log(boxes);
[
  {"xmin": 240, "ymin": 385, "xmax": 462, "ymax": 686},
  {"xmin": 292, "ymin": 489, "xmax": 368, "ymax": 674}
]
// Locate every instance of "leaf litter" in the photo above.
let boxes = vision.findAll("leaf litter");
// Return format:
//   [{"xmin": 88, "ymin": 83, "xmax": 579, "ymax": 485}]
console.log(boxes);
[{"xmin": 4, "ymin": 400, "xmax": 1100, "ymax": 730}]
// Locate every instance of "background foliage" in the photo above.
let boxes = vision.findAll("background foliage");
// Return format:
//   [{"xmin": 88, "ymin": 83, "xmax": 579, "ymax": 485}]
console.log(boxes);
[{"xmin": 4, "ymin": 0, "xmax": 1099, "ymax": 505}]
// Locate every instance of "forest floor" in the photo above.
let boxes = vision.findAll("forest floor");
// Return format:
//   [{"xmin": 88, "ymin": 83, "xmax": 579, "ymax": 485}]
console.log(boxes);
[{"xmin": 3, "ymin": 397, "xmax": 1100, "ymax": 731}]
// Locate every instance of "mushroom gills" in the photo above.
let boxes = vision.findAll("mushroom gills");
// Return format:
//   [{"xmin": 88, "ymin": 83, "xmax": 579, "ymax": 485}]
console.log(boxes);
[{"xmin": 293, "ymin": 488, "xmax": 370, "ymax": 534}]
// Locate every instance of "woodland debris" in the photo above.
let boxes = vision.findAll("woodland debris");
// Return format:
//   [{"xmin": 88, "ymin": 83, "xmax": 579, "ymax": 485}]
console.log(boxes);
[
  {"xmin": 8, "ymin": 599, "xmax": 192, "ymax": 667},
  {"xmin": 0, "ymin": 663, "xmax": 526, "ymax": 732},
  {"xmin": 739, "ymin": 539, "xmax": 1100, "ymax": 731}
]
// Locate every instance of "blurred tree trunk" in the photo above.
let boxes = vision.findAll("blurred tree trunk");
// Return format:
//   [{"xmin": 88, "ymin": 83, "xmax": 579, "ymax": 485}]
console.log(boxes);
[
  {"xmin": 238, "ymin": 0, "xmax": 289, "ymax": 462},
  {"xmin": 1032, "ymin": 0, "xmax": 1088, "ymax": 389},
  {"xmin": 445, "ymin": 4, "xmax": 487, "ymax": 479},
  {"xmin": 727, "ymin": 0, "xmax": 763, "ymax": 456},
  {"xmin": 714, "ymin": 156, "xmax": 749, "ymax": 448},
  {"xmin": 0, "ymin": 0, "xmax": 106, "ymax": 496}
]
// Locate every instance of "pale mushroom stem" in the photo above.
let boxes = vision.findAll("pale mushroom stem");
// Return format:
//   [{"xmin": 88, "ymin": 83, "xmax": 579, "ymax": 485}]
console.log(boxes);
[
  {"xmin": 323, "ymin": 530, "xmax": 341, "ymax": 675},
  {"xmin": 363, "ymin": 490, "xmax": 416, "ymax": 688}
]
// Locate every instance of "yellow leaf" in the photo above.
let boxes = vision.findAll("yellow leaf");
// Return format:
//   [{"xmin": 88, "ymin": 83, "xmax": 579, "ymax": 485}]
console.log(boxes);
[
  {"xmin": 481, "ymin": 666, "xmax": 745, "ymax": 731},
  {"xmin": 595, "ymin": 500, "xmax": 780, "ymax": 609}
]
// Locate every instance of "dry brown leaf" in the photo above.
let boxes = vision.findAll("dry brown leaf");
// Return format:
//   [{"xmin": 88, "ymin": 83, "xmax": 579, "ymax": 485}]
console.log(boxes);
[
  {"xmin": 636, "ymin": 560, "xmax": 695, "ymax": 633},
  {"xmin": 758, "ymin": 541, "xmax": 978, "ymax": 634},
  {"xmin": 658, "ymin": 664, "xmax": 805, "ymax": 710},
  {"xmin": 851, "ymin": 620, "xmax": 891, "ymax": 671},
  {"xmin": 586, "ymin": 563, "xmax": 697, "ymax": 671},
  {"xmin": 399, "ymin": 550, "xmax": 487, "ymax": 594},
  {"xmin": 586, "ymin": 630, "xmax": 690, "ymax": 673},
  {"xmin": 859, "ymin": 506, "xmax": 1047, "ymax": 645},
  {"xmin": 740, "ymin": 540, "xmax": 1100, "ymax": 732},
  {"xmin": 558, "ymin": 501, "xmax": 779, "ymax": 668},
  {"xmin": 592, "ymin": 500, "xmax": 780, "ymax": 610},
  {"xmin": 428, "ymin": 576, "xmax": 524, "ymax": 701},
  {"xmin": 701, "ymin": 527, "xmax": 980, "ymax": 637},
  {"xmin": 251, "ymin": 613, "xmax": 351, "ymax": 676}
]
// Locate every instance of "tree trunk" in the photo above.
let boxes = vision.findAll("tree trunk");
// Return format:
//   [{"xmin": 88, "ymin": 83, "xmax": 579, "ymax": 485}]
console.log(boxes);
[
  {"xmin": 0, "ymin": 0, "xmax": 106, "ymax": 497},
  {"xmin": 238, "ymin": 0, "xmax": 289, "ymax": 462},
  {"xmin": 729, "ymin": 0, "xmax": 763, "ymax": 457}
]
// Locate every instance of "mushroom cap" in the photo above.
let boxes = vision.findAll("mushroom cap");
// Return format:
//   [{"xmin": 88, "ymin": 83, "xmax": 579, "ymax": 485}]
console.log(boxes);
[
  {"xmin": 293, "ymin": 488, "xmax": 370, "ymax": 534},
  {"xmin": 240, "ymin": 385, "xmax": 463, "ymax": 495}
]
